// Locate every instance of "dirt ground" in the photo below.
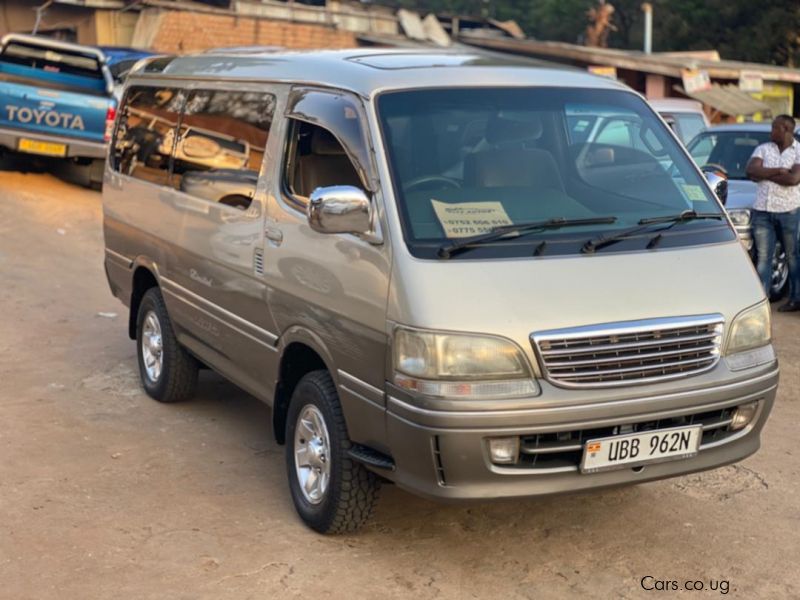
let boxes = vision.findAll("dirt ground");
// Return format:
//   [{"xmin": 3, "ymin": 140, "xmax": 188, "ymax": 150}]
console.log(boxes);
[{"xmin": 0, "ymin": 163, "xmax": 798, "ymax": 599}]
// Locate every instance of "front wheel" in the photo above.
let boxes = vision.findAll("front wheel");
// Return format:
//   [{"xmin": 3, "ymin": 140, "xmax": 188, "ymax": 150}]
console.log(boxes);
[{"xmin": 285, "ymin": 370, "xmax": 380, "ymax": 534}]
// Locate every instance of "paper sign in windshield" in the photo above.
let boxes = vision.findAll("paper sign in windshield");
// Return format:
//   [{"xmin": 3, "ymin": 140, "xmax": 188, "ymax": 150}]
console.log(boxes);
[
  {"xmin": 431, "ymin": 200, "xmax": 513, "ymax": 238},
  {"xmin": 682, "ymin": 184, "xmax": 707, "ymax": 202}
]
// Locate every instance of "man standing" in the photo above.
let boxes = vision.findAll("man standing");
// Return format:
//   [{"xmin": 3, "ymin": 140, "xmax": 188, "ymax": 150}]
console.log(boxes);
[{"xmin": 746, "ymin": 114, "xmax": 800, "ymax": 311}]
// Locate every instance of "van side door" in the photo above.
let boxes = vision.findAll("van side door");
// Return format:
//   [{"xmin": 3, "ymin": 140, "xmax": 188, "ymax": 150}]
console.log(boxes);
[{"xmin": 158, "ymin": 86, "xmax": 282, "ymax": 401}]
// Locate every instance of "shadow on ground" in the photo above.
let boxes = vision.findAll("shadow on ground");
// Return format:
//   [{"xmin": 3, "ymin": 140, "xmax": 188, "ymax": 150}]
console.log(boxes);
[{"xmin": 0, "ymin": 152, "xmax": 99, "ymax": 189}]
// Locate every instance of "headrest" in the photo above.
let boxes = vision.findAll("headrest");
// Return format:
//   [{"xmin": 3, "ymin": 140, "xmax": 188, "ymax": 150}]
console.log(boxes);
[
  {"xmin": 485, "ymin": 114, "xmax": 543, "ymax": 145},
  {"xmin": 311, "ymin": 128, "xmax": 346, "ymax": 156}
]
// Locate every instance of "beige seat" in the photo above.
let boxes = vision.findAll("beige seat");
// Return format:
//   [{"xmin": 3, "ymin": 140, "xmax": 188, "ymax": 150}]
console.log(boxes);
[
  {"xmin": 464, "ymin": 146, "xmax": 565, "ymax": 192},
  {"xmin": 295, "ymin": 128, "xmax": 361, "ymax": 196}
]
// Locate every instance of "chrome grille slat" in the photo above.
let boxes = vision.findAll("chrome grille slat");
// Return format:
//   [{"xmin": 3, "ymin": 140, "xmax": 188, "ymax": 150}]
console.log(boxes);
[
  {"xmin": 545, "ymin": 343, "xmax": 720, "ymax": 368},
  {"xmin": 539, "ymin": 332, "xmax": 719, "ymax": 357},
  {"xmin": 553, "ymin": 355, "xmax": 717, "ymax": 380},
  {"xmin": 532, "ymin": 315, "xmax": 724, "ymax": 388},
  {"xmin": 702, "ymin": 418, "xmax": 733, "ymax": 431},
  {"xmin": 520, "ymin": 443, "xmax": 583, "ymax": 454}
]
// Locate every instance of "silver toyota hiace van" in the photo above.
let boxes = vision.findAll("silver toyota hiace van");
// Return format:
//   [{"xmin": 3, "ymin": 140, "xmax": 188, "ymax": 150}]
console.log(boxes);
[{"xmin": 102, "ymin": 50, "xmax": 778, "ymax": 533}]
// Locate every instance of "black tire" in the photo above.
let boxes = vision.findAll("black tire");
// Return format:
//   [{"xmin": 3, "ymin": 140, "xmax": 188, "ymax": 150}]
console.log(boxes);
[
  {"xmin": 285, "ymin": 370, "xmax": 380, "ymax": 534},
  {"xmin": 88, "ymin": 159, "xmax": 104, "ymax": 191},
  {"xmin": 135, "ymin": 287, "xmax": 198, "ymax": 403},
  {"xmin": 768, "ymin": 242, "xmax": 789, "ymax": 302}
]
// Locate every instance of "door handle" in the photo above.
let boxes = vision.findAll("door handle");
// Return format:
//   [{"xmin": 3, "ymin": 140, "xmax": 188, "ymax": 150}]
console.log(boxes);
[{"xmin": 265, "ymin": 226, "xmax": 283, "ymax": 245}]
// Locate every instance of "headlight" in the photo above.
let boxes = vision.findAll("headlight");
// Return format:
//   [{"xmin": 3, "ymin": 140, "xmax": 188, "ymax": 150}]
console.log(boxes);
[
  {"xmin": 393, "ymin": 327, "xmax": 538, "ymax": 398},
  {"xmin": 727, "ymin": 208, "xmax": 751, "ymax": 227},
  {"xmin": 726, "ymin": 302, "xmax": 771, "ymax": 355}
]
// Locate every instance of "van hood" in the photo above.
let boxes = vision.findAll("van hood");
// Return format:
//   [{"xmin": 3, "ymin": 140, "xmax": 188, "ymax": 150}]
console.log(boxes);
[
  {"xmin": 389, "ymin": 240, "xmax": 764, "ymax": 373},
  {"xmin": 724, "ymin": 179, "xmax": 756, "ymax": 211}
]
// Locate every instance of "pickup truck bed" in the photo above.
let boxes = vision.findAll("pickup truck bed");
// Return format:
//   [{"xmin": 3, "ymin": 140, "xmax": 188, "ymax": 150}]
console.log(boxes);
[{"xmin": 0, "ymin": 34, "xmax": 115, "ymax": 163}]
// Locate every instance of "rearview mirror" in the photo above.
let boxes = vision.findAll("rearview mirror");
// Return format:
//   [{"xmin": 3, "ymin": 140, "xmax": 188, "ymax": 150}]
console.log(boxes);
[
  {"xmin": 702, "ymin": 168, "xmax": 728, "ymax": 205},
  {"xmin": 586, "ymin": 147, "xmax": 615, "ymax": 166},
  {"xmin": 308, "ymin": 185, "xmax": 373, "ymax": 236}
]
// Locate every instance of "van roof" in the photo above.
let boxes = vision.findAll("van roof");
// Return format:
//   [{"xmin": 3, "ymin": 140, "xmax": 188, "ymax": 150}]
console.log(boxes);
[
  {"xmin": 129, "ymin": 48, "xmax": 630, "ymax": 98},
  {"xmin": 648, "ymin": 98, "xmax": 705, "ymax": 113}
]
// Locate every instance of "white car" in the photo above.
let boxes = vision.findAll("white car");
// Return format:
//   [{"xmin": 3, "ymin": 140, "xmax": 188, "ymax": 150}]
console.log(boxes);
[{"xmin": 649, "ymin": 98, "xmax": 709, "ymax": 146}]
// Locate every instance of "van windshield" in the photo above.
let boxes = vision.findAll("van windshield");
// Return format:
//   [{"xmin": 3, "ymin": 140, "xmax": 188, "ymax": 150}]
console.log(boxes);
[{"xmin": 377, "ymin": 87, "xmax": 732, "ymax": 259}]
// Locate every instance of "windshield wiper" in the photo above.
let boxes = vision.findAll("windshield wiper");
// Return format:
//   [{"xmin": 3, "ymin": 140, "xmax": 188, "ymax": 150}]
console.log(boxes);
[
  {"xmin": 437, "ymin": 216, "xmax": 618, "ymax": 259},
  {"xmin": 644, "ymin": 211, "xmax": 728, "ymax": 249},
  {"xmin": 581, "ymin": 210, "xmax": 725, "ymax": 254}
]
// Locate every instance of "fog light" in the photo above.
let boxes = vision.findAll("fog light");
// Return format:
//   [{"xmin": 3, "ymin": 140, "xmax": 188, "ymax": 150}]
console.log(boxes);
[
  {"xmin": 731, "ymin": 401, "xmax": 760, "ymax": 431},
  {"xmin": 488, "ymin": 437, "xmax": 519, "ymax": 464}
]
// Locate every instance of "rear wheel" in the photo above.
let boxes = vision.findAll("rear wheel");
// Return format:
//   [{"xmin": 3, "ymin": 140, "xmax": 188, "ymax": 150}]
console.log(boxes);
[
  {"xmin": 135, "ymin": 288, "xmax": 198, "ymax": 402},
  {"xmin": 769, "ymin": 241, "xmax": 789, "ymax": 301},
  {"xmin": 285, "ymin": 370, "xmax": 380, "ymax": 534}
]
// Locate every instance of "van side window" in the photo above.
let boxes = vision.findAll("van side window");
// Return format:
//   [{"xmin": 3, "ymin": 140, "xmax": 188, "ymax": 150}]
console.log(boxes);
[
  {"xmin": 111, "ymin": 86, "xmax": 183, "ymax": 186},
  {"xmin": 283, "ymin": 120, "xmax": 362, "ymax": 205},
  {"xmin": 173, "ymin": 90, "xmax": 276, "ymax": 210}
]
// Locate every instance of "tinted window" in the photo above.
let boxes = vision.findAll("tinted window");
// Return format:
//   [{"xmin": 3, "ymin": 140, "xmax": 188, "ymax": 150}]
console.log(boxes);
[
  {"xmin": 378, "ymin": 88, "xmax": 730, "ymax": 259},
  {"xmin": 283, "ymin": 120, "xmax": 362, "ymax": 205},
  {"xmin": 172, "ymin": 90, "xmax": 276, "ymax": 210},
  {"xmin": 112, "ymin": 86, "xmax": 184, "ymax": 186},
  {"xmin": 287, "ymin": 88, "xmax": 376, "ymax": 191},
  {"xmin": 687, "ymin": 131, "xmax": 770, "ymax": 180},
  {"xmin": 0, "ymin": 41, "xmax": 102, "ymax": 79},
  {"xmin": 675, "ymin": 113, "xmax": 706, "ymax": 145}
]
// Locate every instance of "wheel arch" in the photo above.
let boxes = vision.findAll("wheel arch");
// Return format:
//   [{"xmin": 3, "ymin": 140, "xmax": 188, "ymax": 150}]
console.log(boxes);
[
  {"xmin": 128, "ymin": 259, "xmax": 161, "ymax": 339},
  {"xmin": 273, "ymin": 327, "xmax": 338, "ymax": 445}
]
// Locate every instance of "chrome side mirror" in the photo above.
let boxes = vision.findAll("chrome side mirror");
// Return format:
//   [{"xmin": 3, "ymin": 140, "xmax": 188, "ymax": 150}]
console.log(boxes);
[
  {"xmin": 308, "ymin": 185, "xmax": 372, "ymax": 236},
  {"xmin": 702, "ymin": 167, "xmax": 728, "ymax": 205}
]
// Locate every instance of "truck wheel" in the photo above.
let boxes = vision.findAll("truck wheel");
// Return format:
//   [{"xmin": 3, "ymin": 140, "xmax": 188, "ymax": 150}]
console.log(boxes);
[
  {"xmin": 135, "ymin": 288, "xmax": 198, "ymax": 403},
  {"xmin": 285, "ymin": 370, "xmax": 380, "ymax": 534}
]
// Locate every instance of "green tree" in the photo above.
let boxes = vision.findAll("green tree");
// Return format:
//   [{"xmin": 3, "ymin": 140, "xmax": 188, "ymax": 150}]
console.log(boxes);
[{"xmin": 387, "ymin": 0, "xmax": 800, "ymax": 66}]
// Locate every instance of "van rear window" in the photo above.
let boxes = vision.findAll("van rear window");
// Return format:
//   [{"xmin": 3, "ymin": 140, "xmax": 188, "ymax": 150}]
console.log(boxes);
[{"xmin": 0, "ymin": 41, "xmax": 103, "ymax": 80}]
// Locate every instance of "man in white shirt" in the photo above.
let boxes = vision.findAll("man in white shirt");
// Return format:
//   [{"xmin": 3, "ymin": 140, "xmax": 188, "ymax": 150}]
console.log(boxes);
[{"xmin": 745, "ymin": 115, "xmax": 800, "ymax": 312}]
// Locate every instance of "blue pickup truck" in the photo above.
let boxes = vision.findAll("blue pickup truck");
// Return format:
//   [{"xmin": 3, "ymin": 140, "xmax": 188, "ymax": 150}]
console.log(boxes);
[{"xmin": 0, "ymin": 34, "xmax": 116, "ymax": 188}]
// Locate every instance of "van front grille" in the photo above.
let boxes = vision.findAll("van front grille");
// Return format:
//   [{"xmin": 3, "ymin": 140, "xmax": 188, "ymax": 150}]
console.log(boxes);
[
  {"xmin": 508, "ymin": 406, "xmax": 740, "ymax": 472},
  {"xmin": 531, "ymin": 315, "xmax": 724, "ymax": 388}
]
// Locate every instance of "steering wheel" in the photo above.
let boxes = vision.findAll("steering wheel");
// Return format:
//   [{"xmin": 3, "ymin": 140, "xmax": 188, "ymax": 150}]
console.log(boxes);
[
  {"xmin": 701, "ymin": 163, "xmax": 728, "ymax": 176},
  {"xmin": 404, "ymin": 175, "xmax": 461, "ymax": 193}
]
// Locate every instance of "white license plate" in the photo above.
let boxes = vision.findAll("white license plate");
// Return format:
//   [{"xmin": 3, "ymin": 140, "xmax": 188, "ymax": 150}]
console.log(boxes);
[{"xmin": 580, "ymin": 425, "xmax": 702, "ymax": 473}]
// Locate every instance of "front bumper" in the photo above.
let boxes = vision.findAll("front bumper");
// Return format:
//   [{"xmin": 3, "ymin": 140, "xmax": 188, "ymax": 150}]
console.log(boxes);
[
  {"xmin": 0, "ymin": 125, "xmax": 106, "ymax": 159},
  {"xmin": 381, "ymin": 363, "xmax": 778, "ymax": 500}
]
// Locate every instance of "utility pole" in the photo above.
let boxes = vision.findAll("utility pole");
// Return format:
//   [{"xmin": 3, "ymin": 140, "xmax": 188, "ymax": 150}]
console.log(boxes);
[{"xmin": 642, "ymin": 3, "xmax": 653, "ymax": 54}]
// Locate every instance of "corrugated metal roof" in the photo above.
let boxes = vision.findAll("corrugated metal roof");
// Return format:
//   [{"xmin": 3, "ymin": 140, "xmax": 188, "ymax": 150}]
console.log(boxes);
[
  {"xmin": 684, "ymin": 84, "xmax": 772, "ymax": 117},
  {"xmin": 459, "ymin": 35, "xmax": 800, "ymax": 84}
]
